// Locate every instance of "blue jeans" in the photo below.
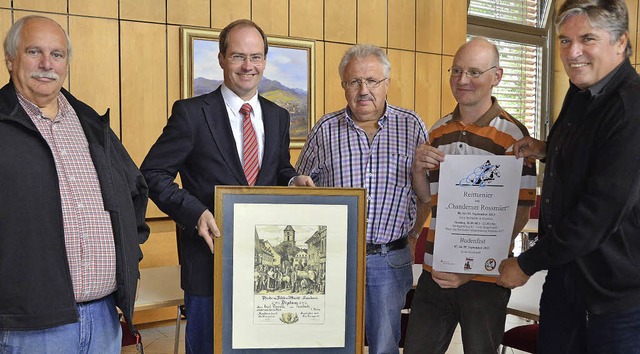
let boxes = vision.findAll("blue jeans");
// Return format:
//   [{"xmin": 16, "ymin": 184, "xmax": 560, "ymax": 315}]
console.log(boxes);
[
  {"xmin": 365, "ymin": 244, "xmax": 413, "ymax": 354},
  {"xmin": 0, "ymin": 295, "xmax": 121, "ymax": 354},
  {"xmin": 404, "ymin": 270, "xmax": 510, "ymax": 354},
  {"xmin": 184, "ymin": 293, "xmax": 213, "ymax": 354},
  {"xmin": 538, "ymin": 267, "xmax": 640, "ymax": 354}
]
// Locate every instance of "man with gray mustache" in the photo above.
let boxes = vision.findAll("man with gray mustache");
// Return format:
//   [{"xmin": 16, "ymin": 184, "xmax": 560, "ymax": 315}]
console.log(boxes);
[
  {"xmin": 296, "ymin": 44, "xmax": 430, "ymax": 354},
  {"xmin": 0, "ymin": 15, "xmax": 149, "ymax": 353}
]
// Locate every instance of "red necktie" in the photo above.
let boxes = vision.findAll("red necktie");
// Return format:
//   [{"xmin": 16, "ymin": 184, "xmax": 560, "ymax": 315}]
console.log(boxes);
[{"xmin": 240, "ymin": 103, "xmax": 259, "ymax": 186}]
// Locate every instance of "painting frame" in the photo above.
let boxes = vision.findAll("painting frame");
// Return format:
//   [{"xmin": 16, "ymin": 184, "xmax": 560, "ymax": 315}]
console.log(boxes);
[
  {"xmin": 213, "ymin": 186, "xmax": 366, "ymax": 353},
  {"xmin": 180, "ymin": 27, "xmax": 316, "ymax": 148}
]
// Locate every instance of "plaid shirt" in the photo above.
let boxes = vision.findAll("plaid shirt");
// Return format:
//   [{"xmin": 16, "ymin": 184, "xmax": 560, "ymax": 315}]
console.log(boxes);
[
  {"xmin": 19, "ymin": 93, "xmax": 116, "ymax": 302},
  {"xmin": 296, "ymin": 104, "xmax": 428, "ymax": 244}
]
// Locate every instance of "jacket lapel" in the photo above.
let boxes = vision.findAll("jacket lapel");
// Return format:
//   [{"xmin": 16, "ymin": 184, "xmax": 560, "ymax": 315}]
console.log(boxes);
[
  {"xmin": 257, "ymin": 96, "xmax": 280, "ymax": 185},
  {"xmin": 203, "ymin": 88, "xmax": 248, "ymax": 185}
]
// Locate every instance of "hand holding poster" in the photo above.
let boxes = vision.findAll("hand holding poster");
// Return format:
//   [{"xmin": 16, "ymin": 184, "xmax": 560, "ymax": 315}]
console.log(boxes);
[{"xmin": 433, "ymin": 155, "xmax": 522, "ymax": 275}]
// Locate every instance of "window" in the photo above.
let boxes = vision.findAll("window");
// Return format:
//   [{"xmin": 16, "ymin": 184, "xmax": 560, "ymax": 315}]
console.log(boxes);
[
  {"xmin": 469, "ymin": 0, "xmax": 549, "ymax": 28},
  {"xmin": 467, "ymin": 0, "xmax": 553, "ymax": 140}
]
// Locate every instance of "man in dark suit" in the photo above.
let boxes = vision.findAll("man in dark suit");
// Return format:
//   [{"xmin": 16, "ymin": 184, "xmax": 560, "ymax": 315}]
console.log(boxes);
[{"xmin": 141, "ymin": 19, "xmax": 314, "ymax": 354}]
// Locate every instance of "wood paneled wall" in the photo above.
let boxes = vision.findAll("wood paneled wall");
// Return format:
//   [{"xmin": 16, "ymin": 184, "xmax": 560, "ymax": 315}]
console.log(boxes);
[
  {"xmin": 4, "ymin": 0, "xmax": 640, "ymax": 324},
  {"xmin": 0, "ymin": 0, "xmax": 465, "ymax": 323}
]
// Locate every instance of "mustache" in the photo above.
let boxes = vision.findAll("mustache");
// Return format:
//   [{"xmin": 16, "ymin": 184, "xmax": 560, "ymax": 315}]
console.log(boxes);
[
  {"xmin": 356, "ymin": 95, "xmax": 374, "ymax": 101},
  {"xmin": 30, "ymin": 71, "xmax": 59, "ymax": 80}
]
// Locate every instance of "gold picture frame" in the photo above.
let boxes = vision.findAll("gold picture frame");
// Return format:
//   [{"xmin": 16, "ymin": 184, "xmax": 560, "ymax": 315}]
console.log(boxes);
[
  {"xmin": 180, "ymin": 27, "xmax": 316, "ymax": 148},
  {"xmin": 213, "ymin": 186, "xmax": 366, "ymax": 353}
]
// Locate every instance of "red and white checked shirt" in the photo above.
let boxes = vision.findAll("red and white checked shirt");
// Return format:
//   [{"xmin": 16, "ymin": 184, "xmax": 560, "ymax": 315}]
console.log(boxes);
[{"xmin": 18, "ymin": 93, "xmax": 116, "ymax": 303}]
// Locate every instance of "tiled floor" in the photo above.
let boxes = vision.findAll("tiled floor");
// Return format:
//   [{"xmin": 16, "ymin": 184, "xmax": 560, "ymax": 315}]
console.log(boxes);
[{"xmin": 121, "ymin": 314, "xmax": 532, "ymax": 354}]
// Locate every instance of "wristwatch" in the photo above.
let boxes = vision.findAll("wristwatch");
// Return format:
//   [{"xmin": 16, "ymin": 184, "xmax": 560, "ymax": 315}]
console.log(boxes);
[{"xmin": 408, "ymin": 230, "xmax": 421, "ymax": 239}]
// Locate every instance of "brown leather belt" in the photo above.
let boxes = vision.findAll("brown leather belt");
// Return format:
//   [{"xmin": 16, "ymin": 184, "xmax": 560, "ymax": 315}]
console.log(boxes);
[{"xmin": 366, "ymin": 237, "xmax": 408, "ymax": 255}]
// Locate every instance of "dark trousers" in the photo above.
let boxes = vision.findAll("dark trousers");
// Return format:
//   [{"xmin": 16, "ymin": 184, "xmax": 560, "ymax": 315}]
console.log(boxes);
[
  {"xmin": 538, "ymin": 267, "xmax": 640, "ymax": 354},
  {"xmin": 184, "ymin": 293, "xmax": 213, "ymax": 354},
  {"xmin": 404, "ymin": 270, "xmax": 510, "ymax": 354}
]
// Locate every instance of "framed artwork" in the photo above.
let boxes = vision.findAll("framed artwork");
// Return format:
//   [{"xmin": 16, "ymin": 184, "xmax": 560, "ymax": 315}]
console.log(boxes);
[
  {"xmin": 180, "ymin": 27, "xmax": 316, "ymax": 148},
  {"xmin": 213, "ymin": 186, "xmax": 366, "ymax": 353}
]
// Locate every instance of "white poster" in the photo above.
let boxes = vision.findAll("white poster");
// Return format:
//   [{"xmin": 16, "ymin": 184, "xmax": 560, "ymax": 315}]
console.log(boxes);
[
  {"xmin": 231, "ymin": 203, "xmax": 348, "ymax": 349},
  {"xmin": 433, "ymin": 155, "xmax": 522, "ymax": 275}
]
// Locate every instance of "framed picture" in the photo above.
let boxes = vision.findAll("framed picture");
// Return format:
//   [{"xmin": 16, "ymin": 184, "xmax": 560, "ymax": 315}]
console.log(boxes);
[
  {"xmin": 180, "ymin": 27, "xmax": 316, "ymax": 148},
  {"xmin": 213, "ymin": 186, "xmax": 366, "ymax": 353}
]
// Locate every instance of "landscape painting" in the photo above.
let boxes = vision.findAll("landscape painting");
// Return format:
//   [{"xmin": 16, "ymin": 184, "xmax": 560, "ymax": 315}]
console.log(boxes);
[{"xmin": 181, "ymin": 27, "xmax": 315, "ymax": 148}]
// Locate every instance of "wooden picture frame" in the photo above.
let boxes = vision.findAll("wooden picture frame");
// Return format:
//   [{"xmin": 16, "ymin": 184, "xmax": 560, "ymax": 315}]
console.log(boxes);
[
  {"xmin": 180, "ymin": 27, "xmax": 316, "ymax": 148},
  {"xmin": 213, "ymin": 186, "xmax": 366, "ymax": 353}
]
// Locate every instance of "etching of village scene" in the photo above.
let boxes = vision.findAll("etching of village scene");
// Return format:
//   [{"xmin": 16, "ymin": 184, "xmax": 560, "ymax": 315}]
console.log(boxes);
[{"xmin": 253, "ymin": 225, "xmax": 327, "ymax": 325}]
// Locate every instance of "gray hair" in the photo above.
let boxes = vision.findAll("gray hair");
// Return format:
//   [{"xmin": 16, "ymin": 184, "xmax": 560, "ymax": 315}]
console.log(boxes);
[
  {"xmin": 556, "ymin": 0, "xmax": 632, "ymax": 57},
  {"xmin": 4, "ymin": 15, "xmax": 72, "ymax": 62},
  {"xmin": 338, "ymin": 44, "xmax": 391, "ymax": 81}
]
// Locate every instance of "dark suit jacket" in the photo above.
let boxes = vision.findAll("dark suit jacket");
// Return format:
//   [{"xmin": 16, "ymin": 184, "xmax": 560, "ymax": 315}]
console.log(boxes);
[{"xmin": 141, "ymin": 87, "xmax": 297, "ymax": 295}]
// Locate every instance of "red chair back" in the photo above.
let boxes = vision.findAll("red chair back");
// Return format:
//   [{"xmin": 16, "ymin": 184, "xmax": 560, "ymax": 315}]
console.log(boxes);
[{"xmin": 414, "ymin": 228, "xmax": 428, "ymax": 264}]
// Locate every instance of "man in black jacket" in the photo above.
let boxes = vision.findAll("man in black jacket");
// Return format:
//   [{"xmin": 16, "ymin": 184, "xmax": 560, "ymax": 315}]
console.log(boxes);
[
  {"xmin": 141, "ymin": 19, "xmax": 313, "ymax": 354},
  {"xmin": 0, "ymin": 15, "xmax": 149, "ymax": 353},
  {"xmin": 497, "ymin": 1, "xmax": 640, "ymax": 353}
]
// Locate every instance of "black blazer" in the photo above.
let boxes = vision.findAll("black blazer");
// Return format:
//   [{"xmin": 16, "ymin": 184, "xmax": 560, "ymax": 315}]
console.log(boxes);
[{"xmin": 141, "ymin": 87, "xmax": 297, "ymax": 295}]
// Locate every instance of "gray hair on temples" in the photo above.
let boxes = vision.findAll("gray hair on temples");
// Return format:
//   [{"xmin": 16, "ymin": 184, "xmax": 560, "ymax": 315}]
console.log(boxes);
[
  {"xmin": 556, "ymin": 0, "xmax": 632, "ymax": 57},
  {"xmin": 4, "ymin": 15, "xmax": 73, "ymax": 62},
  {"xmin": 338, "ymin": 44, "xmax": 391, "ymax": 81}
]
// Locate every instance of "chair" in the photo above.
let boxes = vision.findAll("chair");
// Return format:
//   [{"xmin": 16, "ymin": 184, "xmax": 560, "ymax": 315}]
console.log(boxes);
[
  {"xmin": 519, "ymin": 195, "xmax": 541, "ymax": 253},
  {"xmin": 399, "ymin": 227, "xmax": 429, "ymax": 347},
  {"xmin": 134, "ymin": 265, "xmax": 184, "ymax": 354},
  {"xmin": 364, "ymin": 227, "xmax": 428, "ymax": 348},
  {"xmin": 501, "ymin": 323, "xmax": 539, "ymax": 353}
]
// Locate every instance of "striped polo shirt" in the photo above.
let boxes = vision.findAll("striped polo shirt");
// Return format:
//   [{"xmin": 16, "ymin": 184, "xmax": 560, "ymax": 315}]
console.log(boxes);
[{"xmin": 423, "ymin": 98, "xmax": 537, "ymax": 282}]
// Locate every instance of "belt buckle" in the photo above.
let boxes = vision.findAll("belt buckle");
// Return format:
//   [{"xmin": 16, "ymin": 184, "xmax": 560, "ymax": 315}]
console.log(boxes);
[{"xmin": 366, "ymin": 243, "xmax": 382, "ymax": 255}]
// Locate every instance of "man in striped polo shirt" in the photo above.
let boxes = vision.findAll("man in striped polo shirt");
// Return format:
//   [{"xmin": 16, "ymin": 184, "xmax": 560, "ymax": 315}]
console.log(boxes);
[
  {"xmin": 296, "ymin": 44, "xmax": 430, "ymax": 354},
  {"xmin": 404, "ymin": 37, "xmax": 537, "ymax": 354}
]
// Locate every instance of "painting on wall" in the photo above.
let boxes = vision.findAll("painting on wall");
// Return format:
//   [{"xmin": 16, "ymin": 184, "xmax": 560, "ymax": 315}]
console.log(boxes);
[{"xmin": 181, "ymin": 27, "xmax": 316, "ymax": 148}]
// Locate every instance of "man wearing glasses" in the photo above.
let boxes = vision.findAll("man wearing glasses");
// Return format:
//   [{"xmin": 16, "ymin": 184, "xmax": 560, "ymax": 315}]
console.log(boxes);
[
  {"xmin": 141, "ymin": 19, "xmax": 313, "ymax": 354},
  {"xmin": 404, "ymin": 37, "xmax": 536, "ymax": 354},
  {"xmin": 498, "ymin": 0, "xmax": 640, "ymax": 352},
  {"xmin": 296, "ymin": 44, "xmax": 430, "ymax": 354}
]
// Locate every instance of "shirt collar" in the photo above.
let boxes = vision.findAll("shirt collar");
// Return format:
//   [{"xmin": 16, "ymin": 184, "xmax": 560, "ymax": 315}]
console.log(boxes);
[
  {"xmin": 343, "ymin": 101, "xmax": 389, "ymax": 127},
  {"xmin": 450, "ymin": 96, "xmax": 503, "ymax": 127},
  {"xmin": 585, "ymin": 60, "xmax": 625, "ymax": 97},
  {"xmin": 220, "ymin": 83, "xmax": 260, "ymax": 114},
  {"xmin": 17, "ymin": 91, "xmax": 70, "ymax": 121}
]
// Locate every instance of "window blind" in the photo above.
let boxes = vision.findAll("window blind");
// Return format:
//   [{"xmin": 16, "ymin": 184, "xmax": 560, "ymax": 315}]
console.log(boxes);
[
  {"xmin": 491, "ymin": 38, "xmax": 541, "ymax": 139},
  {"xmin": 469, "ymin": 0, "xmax": 542, "ymax": 27}
]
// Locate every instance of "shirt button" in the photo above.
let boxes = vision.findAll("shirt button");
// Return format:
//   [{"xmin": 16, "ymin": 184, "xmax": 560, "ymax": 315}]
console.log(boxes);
[
  {"xmin": 77, "ymin": 203, "xmax": 84, "ymax": 208},
  {"xmin": 545, "ymin": 198, "xmax": 550, "ymax": 203},
  {"xmin": 367, "ymin": 196, "xmax": 372, "ymax": 201},
  {"xmin": 462, "ymin": 131, "xmax": 467, "ymax": 135}
]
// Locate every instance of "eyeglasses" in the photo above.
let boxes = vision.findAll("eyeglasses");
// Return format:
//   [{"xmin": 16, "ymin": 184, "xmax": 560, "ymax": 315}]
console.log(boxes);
[
  {"xmin": 448, "ymin": 66, "xmax": 497, "ymax": 79},
  {"xmin": 343, "ymin": 78, "xmax": 388, "ymax": 90},
  {"xmin": 228, "ymin": 54, "xmax": 265, "ymax": 65}
]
